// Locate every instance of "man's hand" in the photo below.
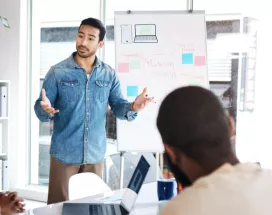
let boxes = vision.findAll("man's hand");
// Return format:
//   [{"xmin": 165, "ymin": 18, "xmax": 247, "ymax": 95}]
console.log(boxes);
[
  {"xmin": 0, "ymin": 192, "xmax": 25, "ymax": 215},
  {"xmin": 131, "ymin": 88, "xmax": 155, "ymax": 112},
  {"xmin": 40, "ymin": 88, "xmax": 59, "ymax": 114}
]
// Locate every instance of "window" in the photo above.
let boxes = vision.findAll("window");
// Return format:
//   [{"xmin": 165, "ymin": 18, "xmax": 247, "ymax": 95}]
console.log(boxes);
[{"xmin": 30, "ymin": 0, "xmax": 100, "ymax": 185}]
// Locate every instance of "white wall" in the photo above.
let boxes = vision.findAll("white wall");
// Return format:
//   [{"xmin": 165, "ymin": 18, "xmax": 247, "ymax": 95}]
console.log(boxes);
[
  {"xmin": 106, "ymin": 0, "xmax": 186, "ymax": 17},
  {"xmin": 247, "ymin": 15, "xmax": 272, "ymax": 168},
  {"xmin": 235, "ymin": 14, "xmax": 272, "ymax": 168},
  {"xmin": 0, "ymin": 0, "xmax": 29, "ymax": 189},
  {"xmin": 194, "ymin": 0, "xmax": 260, "ymax": 16},
  {"xmin": 38, "ymin": 0, "xmax": 100, "ymax": 27}
]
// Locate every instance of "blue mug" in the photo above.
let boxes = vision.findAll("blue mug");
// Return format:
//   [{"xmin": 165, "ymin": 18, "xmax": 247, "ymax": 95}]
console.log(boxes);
[{"xmin": 157, "ymin": 178, "xmax": 177, "ymax": 201}]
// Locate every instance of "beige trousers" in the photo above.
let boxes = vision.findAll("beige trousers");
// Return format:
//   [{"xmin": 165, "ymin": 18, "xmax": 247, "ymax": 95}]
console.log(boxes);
[{"xmin": 47, "ymin": 156, "xmax": 103, "ymax": 205}]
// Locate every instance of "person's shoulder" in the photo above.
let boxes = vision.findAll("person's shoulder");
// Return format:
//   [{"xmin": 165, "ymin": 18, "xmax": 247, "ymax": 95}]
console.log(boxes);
[
  {"xmin": 160, "ymin": 188, "xmax": 203, "ymax": 215},
  {"xmin": 98, "ymin": 61, "xmax": 117, "ymax": 81},
  {"xmin": 52, "ymin": 56, "xmax": 71, "ymax": 70},
  {"xmin": 46, "ymin": 55, "xmax": 73, "ymax": 78},
  {"xmin": 100, "ymin": 60, "xmax": 115, "ymax": 74}
]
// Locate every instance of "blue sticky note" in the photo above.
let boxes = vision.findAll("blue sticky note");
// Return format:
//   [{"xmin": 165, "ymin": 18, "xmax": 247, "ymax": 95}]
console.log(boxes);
[
  {"xmin": 127, "ymin": 86, "xmax": 138, "ymax": 97},
  {"xmin": 182, "ymin": 53, "xmax": 193, "ymax": 64}
]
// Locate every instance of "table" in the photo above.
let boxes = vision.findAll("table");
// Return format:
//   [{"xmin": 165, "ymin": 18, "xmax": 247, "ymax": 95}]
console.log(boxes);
[{"xmin": 23, "ymin": 182, "xmax": 164, "ymax": 215}]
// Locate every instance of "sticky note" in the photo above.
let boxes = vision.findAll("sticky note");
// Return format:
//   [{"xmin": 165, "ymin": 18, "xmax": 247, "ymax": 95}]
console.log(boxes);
[
  {"xmin": 195, "ymin": 56, "xmax": 206, "ymax": 66},
  {"xmin": 127, "ymin": 86, "xmax": 138, "ymax": 97},
  {"xmin": 118, "ymin": 63, "xmax": 129, "ymax": 73},
  {"xmin": 182, "ymin": 53, "xmax": 193, "ymax": 64},
  {"xmin": 130, "ymin": 59, "xmax": 141, "ymax": 70}
]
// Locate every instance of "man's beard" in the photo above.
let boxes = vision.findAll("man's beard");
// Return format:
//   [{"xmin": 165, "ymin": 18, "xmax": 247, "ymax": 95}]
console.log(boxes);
[
  {"xmin": 76, "ymin": 46, "xmax": 96, "ymax": 58},
  {"xmin": 164, "ymin": 152, "xmax": 192, "ymax": 190}
]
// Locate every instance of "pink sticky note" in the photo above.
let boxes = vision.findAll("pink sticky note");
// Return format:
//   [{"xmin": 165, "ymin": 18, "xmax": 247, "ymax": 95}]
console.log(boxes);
[
  {"xmin": 118, "ymin": 63, "xmax": 130, "ymax": 73},
  {"xmin": 195, "ymin": 56, "xmax": 206, "ymax": 66}
]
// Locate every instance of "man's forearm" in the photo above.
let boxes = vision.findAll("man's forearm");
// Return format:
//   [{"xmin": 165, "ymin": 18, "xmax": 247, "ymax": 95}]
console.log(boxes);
[{"xmin": 112, "ymin": 101, "xmax": 138, "ymax": 121}]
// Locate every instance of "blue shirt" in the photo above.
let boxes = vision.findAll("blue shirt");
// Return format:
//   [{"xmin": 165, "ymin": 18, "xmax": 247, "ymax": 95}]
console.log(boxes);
[{"xmin": 34, "ymin": 53, "xmax": 137, "ymax": 164}]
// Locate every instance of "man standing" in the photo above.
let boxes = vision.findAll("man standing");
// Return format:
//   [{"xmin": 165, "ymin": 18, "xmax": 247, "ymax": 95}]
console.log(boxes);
[
  {"xmin": 34, "ymin": 17, "xmax": 153, "ymax": 204},
  {"xmin": 157, "ymin": 86, "xmax": 272, "ymax": 215}
]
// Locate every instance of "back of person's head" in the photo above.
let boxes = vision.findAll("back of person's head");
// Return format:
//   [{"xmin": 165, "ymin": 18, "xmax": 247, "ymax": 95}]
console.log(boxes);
[
  {"xmin": 79, "ymin": 18, "xmax": 106, "ymax": 41},
  {"xmin": 157, "ymin": 86, "xmax": 233, "ymax": 168}
]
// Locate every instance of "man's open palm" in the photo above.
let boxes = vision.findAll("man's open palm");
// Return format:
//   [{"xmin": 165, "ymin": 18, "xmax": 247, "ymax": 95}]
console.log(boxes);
[
  {"xmin": 132, "ymin": 88, "xmax": 155, "ymax": 112},
  {"xmin": 40, "ymin": 88, "xmax": 59, "ymax": 114}
]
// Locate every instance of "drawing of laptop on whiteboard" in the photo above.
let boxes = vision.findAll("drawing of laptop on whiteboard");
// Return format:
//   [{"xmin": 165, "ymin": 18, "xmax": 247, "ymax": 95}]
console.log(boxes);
[
  {"xmin": 134, "ymin": 24, "xmax": 158, "ymax": 43},
  {"xmin": 62, "ymin": 156, "xmax": 150, "ymax": 215}
]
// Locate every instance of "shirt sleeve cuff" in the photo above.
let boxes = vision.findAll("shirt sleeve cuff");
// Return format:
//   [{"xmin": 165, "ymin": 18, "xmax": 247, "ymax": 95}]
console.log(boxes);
[
  {"xmin": 39, "ymin": 105, "xmax": 50, "ymax": 120},
  {"xmin": 125, "ymin": 102, "xmax": 138, "ymax": 121}
]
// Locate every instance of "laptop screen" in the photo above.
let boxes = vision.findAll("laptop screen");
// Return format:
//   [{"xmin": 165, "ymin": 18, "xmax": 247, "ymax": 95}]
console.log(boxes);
[
  {"xmin": 135, "ymin": 24, "xmax": 156, "ymax": 36},
  {"xmin": 127, "ymin": 155, "xmax": 150, "ymax": 194},
  {"xmin": 62, "ymin": 156, "xmax": 151, "ymax": 215}
]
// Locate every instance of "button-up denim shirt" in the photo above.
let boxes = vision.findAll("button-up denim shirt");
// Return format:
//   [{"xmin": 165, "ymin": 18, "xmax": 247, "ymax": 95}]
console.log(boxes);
[{"xmin": 34, "ymin": 53, "xmax": 138, "ymax": 164}]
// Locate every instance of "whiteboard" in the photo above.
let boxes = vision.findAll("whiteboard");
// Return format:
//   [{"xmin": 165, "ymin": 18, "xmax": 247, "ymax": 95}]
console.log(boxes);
[{"xmin": 115, "ymin": 11, "xmax": 208, "ymax": 152}]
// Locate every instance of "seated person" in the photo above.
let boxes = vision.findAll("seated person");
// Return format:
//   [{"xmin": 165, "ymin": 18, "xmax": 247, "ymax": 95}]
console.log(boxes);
[
  {"xmin": 0, "ymin": 192, "xmax": 25, "ymax": 215},
  {"xmin": 156, "ymin": 86, "xmax": 271, "ymax": 215}
]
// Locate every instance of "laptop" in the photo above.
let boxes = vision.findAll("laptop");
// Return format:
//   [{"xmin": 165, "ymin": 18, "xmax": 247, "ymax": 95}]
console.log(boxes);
[
  {"xmin": 62, "ymin": 155, "xmax": 151, "ymax": 215},
  {"xmin": 134, "ymin": 24, "xmax": 158, "ymax": 43}
]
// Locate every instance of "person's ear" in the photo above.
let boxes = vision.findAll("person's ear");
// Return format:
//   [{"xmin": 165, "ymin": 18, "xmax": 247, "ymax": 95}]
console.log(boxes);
[
  {"xmin": 164, "ymin": 144, "xmax": 179, "ymax": 165},
  {"xmin": 98, "ymin": 41, "xmax": 104, "ymax": 49},
  {"xmin": 228, "ymin": 116, "xmax": 235, "ymax": 137}
]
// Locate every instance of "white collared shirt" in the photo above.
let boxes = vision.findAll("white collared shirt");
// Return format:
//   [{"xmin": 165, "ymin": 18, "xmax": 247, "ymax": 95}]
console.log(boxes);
[{"xmin": 161, "ymin": 163, "xmax": 272, "ymax": 215}]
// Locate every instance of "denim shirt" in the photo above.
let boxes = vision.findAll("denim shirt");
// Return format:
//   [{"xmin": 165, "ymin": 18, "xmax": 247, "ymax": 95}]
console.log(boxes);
[{"xmin": 34, "ymin": 53, "xmax": 138, "ymax": 164}]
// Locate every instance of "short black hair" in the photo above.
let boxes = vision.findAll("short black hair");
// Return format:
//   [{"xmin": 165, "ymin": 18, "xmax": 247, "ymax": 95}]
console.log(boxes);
[
  {"xmin": 157, "ymin": 86, "xmax": 231, "ymax": 164},
  {"xmin": 79, "ymin": 18, "xmax": 106, "ymax": 41}
]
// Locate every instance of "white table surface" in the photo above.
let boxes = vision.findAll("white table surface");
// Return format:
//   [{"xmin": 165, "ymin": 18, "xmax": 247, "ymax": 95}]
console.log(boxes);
[{"xmin": 22, "ymin": 182, "xmax": 164, "ymax": 215}]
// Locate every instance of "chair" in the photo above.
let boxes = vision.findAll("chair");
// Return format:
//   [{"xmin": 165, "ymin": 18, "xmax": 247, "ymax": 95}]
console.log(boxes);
[
  {"xmin": 102, "ymin": 152, "xmax": 162, "ymax": 190},
  {"xmin": 68, "ymin": 172, "xmax": 112, "ymax": 200}
]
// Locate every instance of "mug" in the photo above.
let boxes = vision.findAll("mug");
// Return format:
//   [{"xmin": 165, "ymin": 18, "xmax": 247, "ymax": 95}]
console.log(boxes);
[{"xmin": 157, "ymin": 178, "xmax": 177, "ymax": 201}]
